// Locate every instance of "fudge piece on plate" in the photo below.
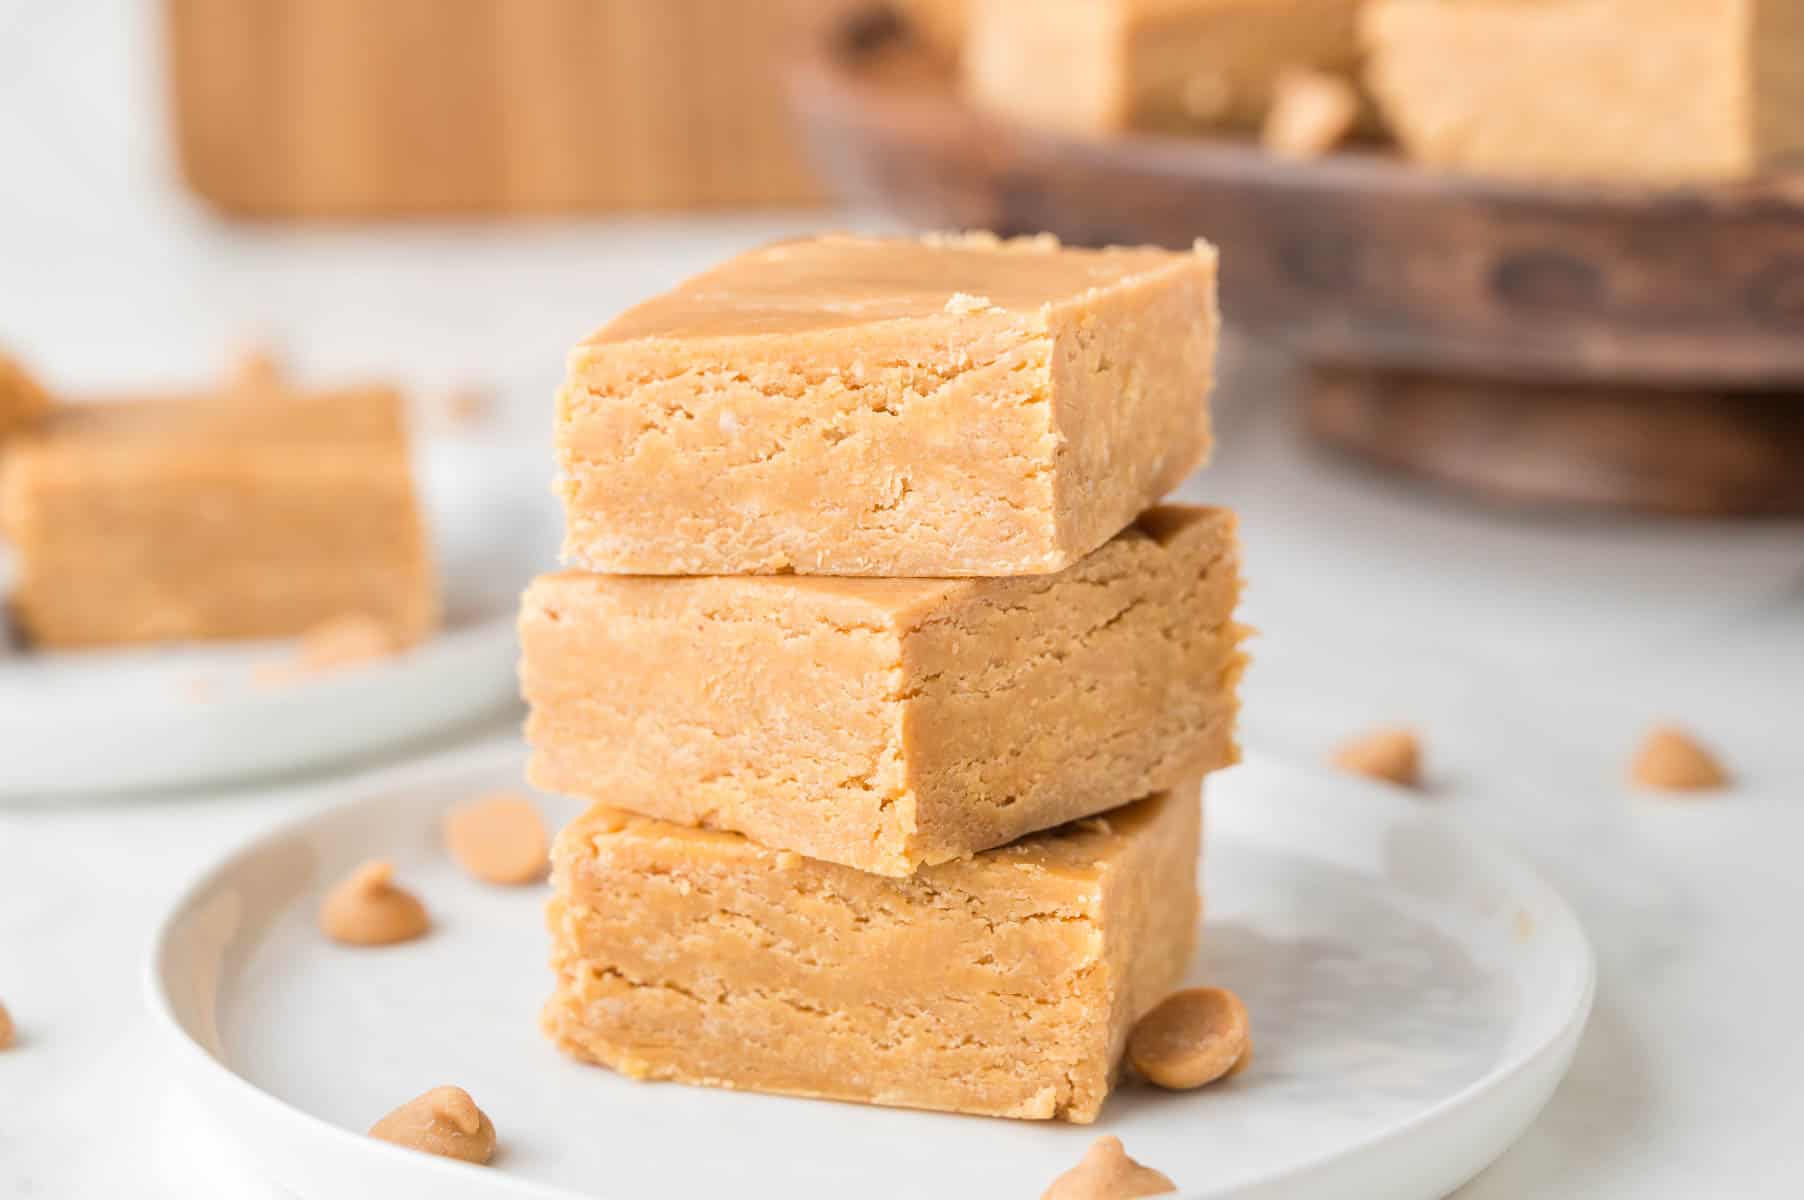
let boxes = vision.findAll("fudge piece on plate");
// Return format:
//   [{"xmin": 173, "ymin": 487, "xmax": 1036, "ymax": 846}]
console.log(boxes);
[
  {"xmin": 3, "ymin": 374, "xmax": 437, "ymax": 648},
  {"xmin": 544, "ymin": 782, "xmax": 1203, "ymax": 1123},
  {"xmin": 521, "ymin": 505, "xmax": 1244, "ymax": 876}
]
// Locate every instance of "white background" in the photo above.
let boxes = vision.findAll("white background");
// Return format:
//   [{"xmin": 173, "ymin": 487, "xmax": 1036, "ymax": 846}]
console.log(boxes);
[{"xmin": 3, "ymin": 2, "xmax": 1804, "ymax": 1196}]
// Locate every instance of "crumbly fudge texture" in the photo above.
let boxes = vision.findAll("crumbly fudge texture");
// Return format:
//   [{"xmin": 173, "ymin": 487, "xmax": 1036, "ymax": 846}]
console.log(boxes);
[
  {"xmin": 3, "ymin": 386, "xmax": 437, "ymax": 648},
  {"xmin": 966, "ymin": 0, "xmax": 1365, "ymax": 135},
  {"xmin": 557, "ymin": 233, "xmax": 1216, "ymax": 577},
  {"xmin": 544, "ymin": 783, "xmax": 1202, "ymax": 1123},
  {"xmin": 522, "ymin": 505, "xmax": 1242, "ymax": 876},
  {"xmin": 1363, "ymin": 0, "xmax": 1804, "ymax": 183}
]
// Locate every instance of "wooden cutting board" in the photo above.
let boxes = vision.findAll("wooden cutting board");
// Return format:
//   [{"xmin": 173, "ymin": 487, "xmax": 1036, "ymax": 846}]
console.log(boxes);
[{"xmin": 166, "ymin": 0, "xmax": 860, "ymax": 217}]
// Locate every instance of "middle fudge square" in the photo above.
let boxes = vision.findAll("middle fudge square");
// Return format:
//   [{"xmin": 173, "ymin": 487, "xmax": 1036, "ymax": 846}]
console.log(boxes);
[
  {"xmin": 556, "ymin": 232, "xmax": 1217, "ymax": 577},
  {"xmin": 522, "ymin": 505, "xmax": 1243, "ymax": 876},
  {"xmin": 544, "ymin": 781, "xmax": 1202, "ymax": 1123}
]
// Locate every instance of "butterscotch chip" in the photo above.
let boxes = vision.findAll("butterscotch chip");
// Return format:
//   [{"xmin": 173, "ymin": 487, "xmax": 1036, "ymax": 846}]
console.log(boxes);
[
  {"xmin": 1041, "ymin": 1136, "xmax": 1177, "ymax": 1200},
  {"xmin": 444, "ymin": 793, "xmax": 549, "ymax": 885},
  {"xmin": 1262, "ymin": 68, "xmax": 1361, "ymax": 159},
  {"xmin": 369, "ymin": 1086, "xmax": 495, "ymax": 1164},
  {"xmin": 1331, "ymin": 727, "xmax": 1421, "ymax": 787},
  {"xmin": 1630, "ymin": 725, "xmax": 1729, "ymax": 793},
  {"xmin": 1224, "ymin": 1039, "xmax": 1253, "ymax": 1079},
  {"xmin": 298, "ymin": 613, "xmax": 399, "ymax": 668},
  {"xmin": 1128, "ymin": 987, "xmax": 1251, "ymax": 1090},
  {"xmin": 320, "ymin": 860, "xmax": 429, "ymax": 946},
  {"xmin": 0, "ymin": 1000, "xmax": 14, "ymax": 1051},
  {"xmin": 443, "ymin": 385, "xmax": 492, "ymax": 427},
  {"xmin": 257, "ymin": 614, "xmax": 401, "ymax": 685},
  {"xmin": 228, "ymin": 346, "xmax": 285, "ymax": 399}
]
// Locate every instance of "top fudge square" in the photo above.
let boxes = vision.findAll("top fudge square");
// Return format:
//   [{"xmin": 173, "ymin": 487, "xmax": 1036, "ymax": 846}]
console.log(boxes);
[{"xmin": 557, "ymin": 233, "xmax": 1218, "ymax": 577}]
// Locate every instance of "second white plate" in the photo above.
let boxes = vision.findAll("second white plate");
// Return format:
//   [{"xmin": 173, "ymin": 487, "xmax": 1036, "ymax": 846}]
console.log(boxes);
[
  {"xmin": 0, "ymin": 440, "xmax": 558, "ymax": 798},
  {"xmin": 147, "ymin": 746, "xmax": 1593, "ymax": 1200}
]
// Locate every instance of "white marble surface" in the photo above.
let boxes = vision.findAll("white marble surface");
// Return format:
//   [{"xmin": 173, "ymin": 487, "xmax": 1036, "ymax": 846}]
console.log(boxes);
[{"xmin": 3, "ymin": 3, "xmax": 1804, "ymax": 1195}]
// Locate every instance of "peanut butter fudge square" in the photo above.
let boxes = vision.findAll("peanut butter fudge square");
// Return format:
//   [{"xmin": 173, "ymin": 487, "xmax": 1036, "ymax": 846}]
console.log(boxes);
[
  {"xmin": 3, "ymin": 381, "xmax": 437, "ymax": 648},
  {"xmin": 556, "ymin": 232, "xmax": 1216, "ymax": 577},
  {"xmin": 544, "ymin": 782, "xmax": 1202, "ymax": 1123},
  {"xmin": 967, "ymin": 0, "xmax": 1365, "ymax": 135},
  {"xmin": 522, "ymin": 505, "xmax": 1243, "ymax": 876},
  {"xmin": 1364, "ymin": 0, "xmax": 1804, "ymax": 183}
]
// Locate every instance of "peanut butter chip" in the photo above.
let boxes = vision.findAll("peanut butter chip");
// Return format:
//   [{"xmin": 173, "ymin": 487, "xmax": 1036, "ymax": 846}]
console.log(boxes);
[
  {"xmin": 1129, "ymin": 987, "xmax": 1251, "ymax": 1091},
  {"xmin": 1042, "ymin": 1136, "xmax": 1176, "ymax": 1200},
  {"xmin": 320, "ymin": 860, "xmax": 429, "ymax": 946},
  {"xmin": 1332, "ymin": 727, "xmax": 1421, "ymax": 787},
  {"xmin": 1262, "ymin": 68, "xmax": 1361, "ymax": 159},
  {"xmin": 257, "ymin": 614, "xmax": 400, "ymax": 685},
  {"xmin": 0, "ymin": 1000, "xmax": 14, "ymax": 1051},
  {"xmin": 444, "ymin": 793, "xmax": 549, "ymax": 885},
  {"xmin": 227, "ymin": 346, "xmax": 285, "ymax": 399},
  {"xmin": 1631, "ymin": 725, "xmax": 1729, "ymax": 792},
  {"xmin": 443, "ymin": 385, "xmax": 492, "ymax": 427},
  {"xmin": 369, "ymin": 1086, "xmax": 496, "ymax": 1164}
]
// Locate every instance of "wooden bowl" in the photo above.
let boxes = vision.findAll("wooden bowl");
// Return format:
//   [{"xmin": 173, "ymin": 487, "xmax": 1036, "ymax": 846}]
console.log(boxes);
[
  {"xmin": 789, "ymin": 9, "xmax": 1804, "ymax": 514},
  {"xmin": 1306, "ymin": 368, "xmax": 1804, "ymax": 517}
]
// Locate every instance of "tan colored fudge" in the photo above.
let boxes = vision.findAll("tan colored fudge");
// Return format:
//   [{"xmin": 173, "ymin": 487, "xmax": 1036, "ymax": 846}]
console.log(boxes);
[
  {"xmin": 901, "ymin": 0, "xmax": 970, "ymax": 59},
  {"xmin": 557, "ymin": 233, "xmax": 1217, "ymax": 577},
  {"xmin": 544, "ymin": 782, "xmax": 1203, "ymax": 1123},
  {"xmin": 0, "ymin": 353, "xmax": 49, "ymax": 445},
  {"xmin": 1363, "ymin": 0, "xmax": 1804, "ymax": 183},
  {"xmin": 521, "ymin": 505, "xmax": 1243, "ymax": 876},
  {"xmin": 3, "ymin": 374, "xmax": 437, "ymax": 649},
  {"xmin": 966, "ymin": 0, "xmax": 1365, "ymax": 135}
]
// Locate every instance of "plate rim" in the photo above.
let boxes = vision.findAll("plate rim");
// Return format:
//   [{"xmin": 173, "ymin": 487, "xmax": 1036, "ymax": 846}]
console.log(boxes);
[
  {"xmin": 1194, "ymin": 757, "xmax": 1597, "ymax": 1196},
  {"xmin": 0, "ymin": 434, "xmax": 553, "ymax": 798},
  {"xmin": 143, "ymin": 746, "xmax": 1596, "ymax": 1199}
]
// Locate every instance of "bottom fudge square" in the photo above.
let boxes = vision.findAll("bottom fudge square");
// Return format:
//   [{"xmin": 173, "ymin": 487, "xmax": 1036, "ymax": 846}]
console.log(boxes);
[{"xmin": 543, "ymin": 783, "xmax": 1202, "ymax": 1123}]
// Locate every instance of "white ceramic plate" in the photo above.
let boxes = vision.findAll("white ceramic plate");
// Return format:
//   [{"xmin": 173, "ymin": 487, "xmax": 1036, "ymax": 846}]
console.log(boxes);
[
  {"xmin": 0, "ymin": 440, "xmax": 558, "ymax": 797},
  {"xmin": 146, "ymin": 745, "xmax": 1593, "ymax": 1200}
]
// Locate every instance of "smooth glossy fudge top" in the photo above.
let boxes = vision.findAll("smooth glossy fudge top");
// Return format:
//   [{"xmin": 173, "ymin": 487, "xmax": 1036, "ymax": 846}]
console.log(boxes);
[{"xmin": 587, "ymin": 232, "xmax": 1216, "ymax": 343}]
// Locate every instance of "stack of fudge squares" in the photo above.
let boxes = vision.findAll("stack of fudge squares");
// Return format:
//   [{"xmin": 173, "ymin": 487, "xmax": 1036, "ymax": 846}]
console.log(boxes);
[{"xmin": 520, "ymin": 232, "xmax": 1248, "ymax": 1123}]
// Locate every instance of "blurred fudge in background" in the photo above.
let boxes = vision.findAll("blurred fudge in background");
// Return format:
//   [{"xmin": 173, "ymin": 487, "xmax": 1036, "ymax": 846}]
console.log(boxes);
[
  {"xmin": 966, "ymin": 0, "xmax": 1366, "ymax": 134},
  {"xmin": 1363, "ymin": 0, "xmax": 1804, "ymax": 183},
  {"xmin": 1, "ymin": 355, "xmax": 437, "ymax": 649}
]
